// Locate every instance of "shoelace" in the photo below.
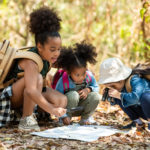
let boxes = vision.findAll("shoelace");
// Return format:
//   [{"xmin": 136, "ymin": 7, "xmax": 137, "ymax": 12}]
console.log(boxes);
[{"xmin": 26, "ymin": 115, "xmax": 37, "ymax": 126}]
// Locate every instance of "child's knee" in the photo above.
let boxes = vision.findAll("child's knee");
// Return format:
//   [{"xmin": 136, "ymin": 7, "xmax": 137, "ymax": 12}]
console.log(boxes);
[
  {"xmin": 66, "ymin": 91, "xmax": 79, "ymax": 100},
  {"xmin": 88, "ymin": 92, "xmax": 100, "ymax": 105},
  {"xmin": 66, "ymin": 91, "xmax": 80, "ymax": 105},
  {"xmin": 140, "ymin": 92, "xmax": 150, "ymax": 104}
]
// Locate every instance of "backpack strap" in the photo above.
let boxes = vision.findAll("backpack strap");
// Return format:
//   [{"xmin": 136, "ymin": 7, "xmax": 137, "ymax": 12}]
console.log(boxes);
[
  {"xmin": 125, "ymin": 75, "xmax": 133, "ymax": 93},
  {"xmin": 61, "ymin": 71, "xmax": 92, "ymax": 93},
  {"xmin": 0, "ymin": 40, "xmax": 11, "ymax": 75},
  {"xmin": 0, "ymin": 40, "xmax": 10, "ymax": 55},
  {"xmin": 143, "ymin": 74, "xmax": 150, "ymax": 80},
  {"xmin": 17, "ymin": 46, "xmax": 34, "ymax": 51},
  {"xmin": 0, "ymin": 46, "xmax": 16, "ymax": 83},
  {"xmin": 86, "ymin": 72, "xmax": 92, "ymax": 84},
  {"xmin": 62, "ymin": 71, "xmax": 69, "ymax": 93},
  {"xmin": 51, "ymin": 69, "xmax": 65, "ymax": 89},
  {"xmin": 15, "ymin": 50, "xmax": 43, "ymax": 72}
]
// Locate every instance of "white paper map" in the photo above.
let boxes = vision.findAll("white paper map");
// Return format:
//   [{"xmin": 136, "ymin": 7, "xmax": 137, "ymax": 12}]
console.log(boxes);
[{"xmin": 31, "ymin": 124, "xmax": 126, "ymax": 142}]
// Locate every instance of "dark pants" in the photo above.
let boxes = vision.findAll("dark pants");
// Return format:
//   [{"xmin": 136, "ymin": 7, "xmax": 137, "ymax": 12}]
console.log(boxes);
[{"xmin": 115, "ymin": 92, "xmax": 150, "ymax": 121}]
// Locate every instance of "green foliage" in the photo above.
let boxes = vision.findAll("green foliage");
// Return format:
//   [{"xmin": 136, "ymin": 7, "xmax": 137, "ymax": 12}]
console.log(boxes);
[
  {"xmin": 120, "ymin": 27, "xmax": 131, "ymax": 39},
  {"xmin": 0, "ymin": 0, "xmax": 149, "ymax": 72},
  {"xmin": 145, "ymin": 16, "xmax": 150, "ymax": 23},
  {"xmin": 140, "ymin": 8, "xmax": 146, "ymax": 19}
]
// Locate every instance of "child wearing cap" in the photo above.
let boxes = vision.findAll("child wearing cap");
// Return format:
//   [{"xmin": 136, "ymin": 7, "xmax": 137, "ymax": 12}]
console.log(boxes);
[{"xmin": 99, "ymin": 58, "xmax": 150, "ymax": 131}]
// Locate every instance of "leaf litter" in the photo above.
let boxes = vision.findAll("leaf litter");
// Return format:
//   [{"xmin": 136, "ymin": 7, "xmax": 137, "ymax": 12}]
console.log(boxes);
[{"xmin": 0, "ymin": 103, "xmax": 150, "ymax": 149}]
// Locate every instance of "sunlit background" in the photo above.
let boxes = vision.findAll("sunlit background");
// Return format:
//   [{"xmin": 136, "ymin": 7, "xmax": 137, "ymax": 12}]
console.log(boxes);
[{"xmin": 0, "ymin": 0, "xmax": 150, "ymax": 80}]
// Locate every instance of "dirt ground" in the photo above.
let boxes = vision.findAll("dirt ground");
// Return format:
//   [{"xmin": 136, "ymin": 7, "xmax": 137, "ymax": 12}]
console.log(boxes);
[{"xmin": 0, "ymin": 103, "xmax": 150, "ymax": 150}]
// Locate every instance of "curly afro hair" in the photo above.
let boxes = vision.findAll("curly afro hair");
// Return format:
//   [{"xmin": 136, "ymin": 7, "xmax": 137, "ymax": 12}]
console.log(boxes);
[
  {"xmin": 57, "ymin": 41, "xmax": 97, "ymax": 73},
  {"xmin": 56, "ymin": 47, "xmax": 76, "ymax": 72},
  {"xmin": 74, "ymin": 41, "xmax": 97, "ymax": 65},
  {"xmin": 29, "ymin": 7, "xmax": 61, "ymax": 45},
  {"xmin": 29, "ymin": 7, "xmax": 61, "ymax": 34}
]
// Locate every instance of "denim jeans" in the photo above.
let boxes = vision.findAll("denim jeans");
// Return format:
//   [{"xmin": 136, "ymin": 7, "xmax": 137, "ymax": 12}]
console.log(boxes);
[{"xmin": 115, "ymin": 92, "xmax": 150, "ymax": 120}]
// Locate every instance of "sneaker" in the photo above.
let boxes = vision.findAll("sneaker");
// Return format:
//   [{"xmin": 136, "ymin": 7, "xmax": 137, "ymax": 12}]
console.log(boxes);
[
  {"xmin": 18, "ymin": 114, "xmax": 40, "ymax": 131},
  {"xmin": 121, "ymin": 121, "xmax": 136, "ymax": 129},
  {"xmin": 79, "ymin": 116, "xmax": 98, "ymax": 125}
]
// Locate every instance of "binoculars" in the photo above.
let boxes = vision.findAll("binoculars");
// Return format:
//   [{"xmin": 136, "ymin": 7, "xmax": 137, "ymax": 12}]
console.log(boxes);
[{"xmin": 102, "ymin": 88, "xmax": 116, "ymax": 105}]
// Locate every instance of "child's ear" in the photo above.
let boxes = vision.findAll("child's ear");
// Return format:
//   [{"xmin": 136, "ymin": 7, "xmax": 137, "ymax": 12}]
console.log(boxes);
[{"xmin": 37, "ymin": 43, "xmax": 43, "ymax": 52}]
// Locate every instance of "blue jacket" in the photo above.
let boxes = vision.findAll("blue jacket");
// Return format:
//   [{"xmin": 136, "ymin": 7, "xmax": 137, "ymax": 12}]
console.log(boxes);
[
  {"xmin": 55, "ymin": 71, "xmax": 99, "ymax": 94},
  {"xmin": 120, "ymin": 75, "xmax": 150, "ymax": 107}
]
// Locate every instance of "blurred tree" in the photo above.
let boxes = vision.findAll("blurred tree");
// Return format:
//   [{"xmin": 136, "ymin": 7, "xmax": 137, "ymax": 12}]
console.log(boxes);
[
  {"xmin": 0, "ymin": 0, "xmax": 149, "ymax": 78},
  {"xmin": 140, "ymin": 0, "xmax": 150, "ymax": 60}
]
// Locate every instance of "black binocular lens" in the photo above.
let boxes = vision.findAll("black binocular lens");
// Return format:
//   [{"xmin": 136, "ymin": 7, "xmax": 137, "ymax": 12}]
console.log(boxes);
[
  {"xmin": 102, "ymin": 88, "xmax": 109, "ymax": 101},
  {"xmin": 101, "ymin": 88, "xmax": 116, "ymax": 105}
]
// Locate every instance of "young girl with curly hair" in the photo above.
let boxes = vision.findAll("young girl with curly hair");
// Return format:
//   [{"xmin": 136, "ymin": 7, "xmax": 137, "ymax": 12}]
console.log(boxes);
[
  {"xmin": 55, "ymin": 42, "xmax": 100, "ymax": 125},
  {"xmin": 0, "ymin": 7, "xmax": 67, "ymax": 131}
]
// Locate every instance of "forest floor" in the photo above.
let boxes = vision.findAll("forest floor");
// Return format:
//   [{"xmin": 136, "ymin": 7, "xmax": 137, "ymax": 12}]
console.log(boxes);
[{"xmin": 0, "ymin": 102, "xmax": 150, "ymax": 150}]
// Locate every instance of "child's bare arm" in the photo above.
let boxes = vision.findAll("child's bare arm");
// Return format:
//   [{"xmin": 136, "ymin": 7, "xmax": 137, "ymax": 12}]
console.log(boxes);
[
  {"xmin": 19, "ymin": 59, "xmax": 66, "ymax": 117},
  {"xmin": 45, "ymin": 71, "xmax": 53, "ymax": 88}
]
